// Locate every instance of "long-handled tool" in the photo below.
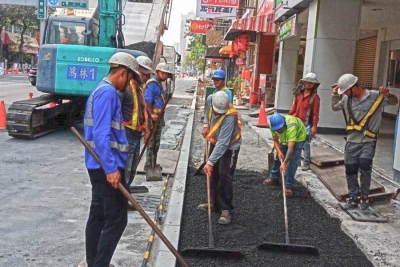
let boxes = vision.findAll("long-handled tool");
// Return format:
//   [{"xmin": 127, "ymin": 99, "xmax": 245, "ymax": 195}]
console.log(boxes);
[
  {"xmin": 267, "ymin": 147, "xmax": 275, "ymax": 177},
  {"xmin": 139, "ymin": 93, "xmax": 172, "ymax": 181},
  {"xmin": 258, "ymin": 164, "xmax": 319, "ymax": 256},
  {"xmin": 193, "ymin": 139, "xmax": 208, "ymax": 176},
  {"xmin": 70, "ymin": 127, "xmax": 189, "ymax": 267},
  {"xmin": 181, "ymin": 142, "xmax": 245, "ymax": 259}
]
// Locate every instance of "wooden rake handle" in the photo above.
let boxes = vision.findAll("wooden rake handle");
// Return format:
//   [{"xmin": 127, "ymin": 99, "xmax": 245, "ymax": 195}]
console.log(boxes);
[{"xmin": 70, "ymin": 127, "xmax": 188, "ymax": 267}]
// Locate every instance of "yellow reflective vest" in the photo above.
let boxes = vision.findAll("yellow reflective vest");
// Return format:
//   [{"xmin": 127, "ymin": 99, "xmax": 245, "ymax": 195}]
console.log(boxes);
[
  {"xmin": 206, "ymin": 104, "xmax": 242, "ymax": 145},
  {"xmin": 123, "ymin": 80, "xmax": 147, "ymax": 132},
  {"xmin": 346, "ymin": 94, "xmax": 384, "ymax": 139}
]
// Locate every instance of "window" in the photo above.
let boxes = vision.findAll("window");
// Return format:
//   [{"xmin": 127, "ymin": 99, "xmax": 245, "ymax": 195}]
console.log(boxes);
[
  {"xmin": 388, "ymin": 50, "xmax": 400, "ymax": 88},
  {"xmin": 47, "ymin": 20, "xmax": 86, "ymax": 45}
]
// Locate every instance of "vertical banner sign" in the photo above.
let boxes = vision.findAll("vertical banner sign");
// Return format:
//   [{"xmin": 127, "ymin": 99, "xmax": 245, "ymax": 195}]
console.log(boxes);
[
  {"xmin": 38, "ymin": 0, "xmax": 46, "ymax": 19},
  {"xmin": 279, "ymin": 14, "xmax": 297, "ymax": 42},
  {"xmin": 190, "ymin": 20, "xmax": 213, "ymax": 34},
  {"xmin": 200, "ymin": 0, "xmax": 239, "ymax": 8},
  {"xmin": 196, "ymin": 0, "xmax": 237, "ymax": 18}
]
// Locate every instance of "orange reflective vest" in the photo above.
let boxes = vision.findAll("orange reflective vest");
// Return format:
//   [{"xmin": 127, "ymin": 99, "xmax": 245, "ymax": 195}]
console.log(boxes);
[
  {"xmin": 123, "ymin": 80, "xmax": 148, "ymax": 132},
  {"xmin": 206, "ymin": 104, "xmax": 242, "ymax": 145},
  {"xmin": 346, "ymin": 94, "xmax": 384, "ymax": 139},
  {"xmin": 145, "ymin": 78, "xmax": 165, "ymax": 115}
]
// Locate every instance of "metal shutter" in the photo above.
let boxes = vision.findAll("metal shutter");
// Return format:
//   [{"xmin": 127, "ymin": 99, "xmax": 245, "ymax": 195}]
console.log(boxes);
[{"xmin": 354, "ymin": 37, "xmax": 377, "ymax": 88}]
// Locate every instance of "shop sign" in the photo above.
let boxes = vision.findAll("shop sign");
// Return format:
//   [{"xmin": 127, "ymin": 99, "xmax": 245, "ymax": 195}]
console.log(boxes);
[
  {"xmin": 200, "ymin": 0, "xmax": 239, "ymax": 8},
  {"xmin": 190, "ymin": 20, "xmax": 213, "ymax": 34},
  {"xmin": 279, "ymin": 14, "xmax": 297, "ymax": 42},
  {"xmin": 196, "ymin": 0, "xmax": 237, "ymax": 18},
  {"xmin": 206, "ymin": 29, "xmax": 223, "ymax": 46}
]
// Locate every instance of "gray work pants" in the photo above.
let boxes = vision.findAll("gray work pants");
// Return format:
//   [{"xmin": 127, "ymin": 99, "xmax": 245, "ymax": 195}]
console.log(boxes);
[{"xmin": 344, "ymin": 141, "xmax": 376, "ymax": 198}]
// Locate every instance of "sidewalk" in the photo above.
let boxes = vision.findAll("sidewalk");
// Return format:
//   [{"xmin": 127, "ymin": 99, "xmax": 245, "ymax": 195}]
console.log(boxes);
[{"xmin": 238, "ymin": 106, "xmax": 400, "ymax": 267}]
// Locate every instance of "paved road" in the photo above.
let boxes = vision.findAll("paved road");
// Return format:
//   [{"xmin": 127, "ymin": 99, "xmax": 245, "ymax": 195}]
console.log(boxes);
[
  {"xmin": 0, "ymin": 79, "xmax": 43, "ymax": 109},
  {"xmin": 0, "ymin": 77, "xmax": 197, "ymax": 267}
]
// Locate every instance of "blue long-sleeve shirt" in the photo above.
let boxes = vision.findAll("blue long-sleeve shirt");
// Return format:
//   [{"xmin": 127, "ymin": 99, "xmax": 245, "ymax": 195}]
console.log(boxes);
[
  {"xmin": 144, "ymin": 75, "xmax": 167, "ymax": 109},
  {"xmin": 84, "ymin": 80, "xmax": 128, "ymax": 174}
]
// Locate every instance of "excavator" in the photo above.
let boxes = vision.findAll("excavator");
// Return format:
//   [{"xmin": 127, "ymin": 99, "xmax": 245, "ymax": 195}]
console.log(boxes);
[{"xmin": 6, "ymin": 0, "xmax": 172, "ymax": 139}]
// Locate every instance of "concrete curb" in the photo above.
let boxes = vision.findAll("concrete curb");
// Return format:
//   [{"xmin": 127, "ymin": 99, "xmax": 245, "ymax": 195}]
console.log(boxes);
[{"xmin": 152, "ymin": 91, "xmax": 197, "ymax": 267}]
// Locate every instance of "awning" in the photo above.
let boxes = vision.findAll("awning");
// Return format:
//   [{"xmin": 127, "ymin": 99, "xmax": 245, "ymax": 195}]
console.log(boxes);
[
  {"xmin": 219, "ymin": 45, "xmax": 232, "ymax": 55},
  {"xmin": 224, "ymin": 13, "xmax": 277, "ymax": 41},
  {"xmin": 205, "ymin": 46, "xmax": 231, "ymax": 59},
  {"xmin": 1, "ymin": 31, "xmax": 11, "ymax": 45}
]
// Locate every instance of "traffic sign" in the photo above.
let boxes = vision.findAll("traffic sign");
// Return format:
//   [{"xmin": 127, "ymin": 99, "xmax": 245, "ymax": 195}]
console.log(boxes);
[
  {"xmin": 38, "ymin": 0, "xmax": 46, "ymax": 19},
  {"xmin": 61, "ymin": 1, "xmax": 88, "ymax": 8}
]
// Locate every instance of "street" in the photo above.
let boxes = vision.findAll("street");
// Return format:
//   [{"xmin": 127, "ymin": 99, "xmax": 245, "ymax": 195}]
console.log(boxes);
[
  {"xmin": 0, "ymin": 77, "xmax": 44, "ymax": 108},
  {"xmin": 0, "ymin": 77, "xmax": 197, "ymax": 267}
]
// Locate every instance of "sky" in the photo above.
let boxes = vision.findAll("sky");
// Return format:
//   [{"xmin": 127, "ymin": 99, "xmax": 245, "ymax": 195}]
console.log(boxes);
[{"xmin": 161, "ymin": 0, "xmax": 197, "ymax": 46}]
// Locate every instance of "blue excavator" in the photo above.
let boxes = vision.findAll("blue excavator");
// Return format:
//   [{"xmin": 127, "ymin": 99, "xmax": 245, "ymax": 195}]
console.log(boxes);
[{"xmin": 6, "ymin": 0, "xmax": 163, "ymax": 138}]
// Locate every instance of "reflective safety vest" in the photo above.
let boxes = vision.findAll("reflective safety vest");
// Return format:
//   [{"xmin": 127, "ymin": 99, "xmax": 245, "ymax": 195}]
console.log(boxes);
[
  {"xmin": 123, "ymin": 79, "xmax": 148, "ymax": 132},
  {"xmin": 206, "ymin": 104, "xmax": 242, "ymax": 145},
  {"xmin": 84, "ymin": 83, "xmax": 128, "ymax": 152},
  {"xmin": 346, "ymin": 94, "xmax": 384, "ymax": 139},
  {"xmin": 145, "ymin": 78, "xmax": 165, "ymax": 115}
]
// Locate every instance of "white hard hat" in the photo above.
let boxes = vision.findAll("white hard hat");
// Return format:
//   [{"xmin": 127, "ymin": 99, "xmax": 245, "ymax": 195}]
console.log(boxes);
[
  {"xmin": 136, "ymin": 56, "xmax": 153, "ymax": 74},
  {"xmin": 155, "ymin": 62, "xmax": 173, "ymax": 74},
  {"xmin": 212, "ymin": 91, "xmax": 230, "ymax": 114},
  {"xmin": 301, "ymin": 72, "xmax": 320, "ymax": 84},
  {"xmin": 337, "ymin": 73, "xmax": 358, "ymax": 95},
  {"xmin": 108, "ymin": 52, "xmax": 140, "ymax": 76}
]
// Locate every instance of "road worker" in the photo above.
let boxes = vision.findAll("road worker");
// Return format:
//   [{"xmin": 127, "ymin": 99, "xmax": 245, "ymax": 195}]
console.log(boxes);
[
  {"xmin": 83, "ymin": 52, "xmax": 137, "ymax": 267},
  {"xmin": 211, "ymin": 69, "xmax": 233, "ymax": 103},
  {"xmin": 143, "ymin": 62, "xmax": 172, "ymax": 167},
  {"xmin": 202, "ymin": 69, "xmax": 233, "ymax": 136},
  {"xmin": 263, "ymin": 113, "xmax": 307, "ymax": 197},
  {"xmin": 288, "ymin": 72, "xmax": 321, "ymax": 171},
  {"xmin": 198, "ymin": 91, "xmax": 242, "ymax": 225},
  {"xmin": 332, "ymin": 74, "xmax": 398, "ymax": 210},
  {"xmin": 119, "ymin": 56, "xmax": 147, "ymax": 190}
]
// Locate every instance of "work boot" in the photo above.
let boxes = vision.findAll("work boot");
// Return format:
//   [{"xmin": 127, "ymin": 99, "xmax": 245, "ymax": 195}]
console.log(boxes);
[
  {"xmin": 285, "ymin": 188, "xmax": 293, "ymax": 197},
  {"xmin": 197, "ymin": 202, "xmax": 214, "ymax": 211},
  {"xmin": 218, "ymin": 210, "xmax": 232, "ymax": 225},
  {"xmin": 301, "ymin": 165, "xmax": 310, "ymax": 171},
  {"xmin": 343, "ymin": 196, "xmax": 359, "ymax": 210},
  {"xmin": 263, "ymin": 178, "xmax": 279, "ymax": 185},
  {"xmin": 359, "ymin": 194, "xmax": 370, "ymax": 210}
]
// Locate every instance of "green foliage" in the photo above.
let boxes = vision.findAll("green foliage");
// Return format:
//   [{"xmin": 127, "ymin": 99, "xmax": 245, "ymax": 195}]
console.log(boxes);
[
  {"xmin": 185, "ymin": 34, "xmax": 206, "ymax": 72},
  {"xmin": 227, "ymin": 76, "xmax": 242, "ymax": 97}
]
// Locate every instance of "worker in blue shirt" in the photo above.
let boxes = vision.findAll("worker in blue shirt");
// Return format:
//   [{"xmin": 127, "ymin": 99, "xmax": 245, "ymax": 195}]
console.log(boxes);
[
  {"xmin": 143, "ymin": 62, "xmax": 173, "ymax": 167},
  {"xmin": 83, "ymin": 52, "xmax": 139, "ymax": 267}
]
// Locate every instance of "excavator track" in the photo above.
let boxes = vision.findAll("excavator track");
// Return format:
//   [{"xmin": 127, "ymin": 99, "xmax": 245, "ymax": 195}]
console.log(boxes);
[{"xmin": 6, "ymin": 94, "xmax": 87, "ymax": 139}]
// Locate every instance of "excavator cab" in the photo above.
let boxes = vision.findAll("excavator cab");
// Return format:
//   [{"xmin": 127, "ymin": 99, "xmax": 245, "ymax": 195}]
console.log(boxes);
[{"xmin": 43, "ymin": 16, "xmax": 99, "ymax": 46}]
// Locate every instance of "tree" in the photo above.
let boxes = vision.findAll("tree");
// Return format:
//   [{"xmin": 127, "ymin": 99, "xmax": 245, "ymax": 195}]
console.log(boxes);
[
  {"xmin": 185, "ymin": 34, "xmax": 206, "ymax": 73},
  {"xmin": 0, "ymin": 5, "xmax": 18, "ymax": 62},
  {"xmin": 11, "ymin": 6, "xmax": 39, "ymax": 64}
]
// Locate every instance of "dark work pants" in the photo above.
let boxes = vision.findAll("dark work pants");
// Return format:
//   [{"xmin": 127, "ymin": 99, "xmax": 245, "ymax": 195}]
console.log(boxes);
[
  {"xmin": 86, "ymin": 168, "xmax": 128, "ymax": 267},
  {"xmin": 209, "ymin": 144, "xmax": 240, "ymax": 211},
  {"xmin": 344, "ymin": 141, "xmax": 376, "ymax": 198}
]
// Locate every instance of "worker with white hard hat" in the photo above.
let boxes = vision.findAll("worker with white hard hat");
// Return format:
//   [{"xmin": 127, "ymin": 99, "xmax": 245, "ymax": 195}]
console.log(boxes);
[
  {"xmin": 198, "ymin": 91, "xmax": 242, "ymax": 225},
  {"xmin": 143, "ymin": 61, "xmax": 173, "ymax": 167},
  {"xmin": 83, "ymin": 51, "xmax": 138, "ymax": 267},
  {"xmin": 332, "ymin": 73, "xmax": 398, "ymax": 210}
]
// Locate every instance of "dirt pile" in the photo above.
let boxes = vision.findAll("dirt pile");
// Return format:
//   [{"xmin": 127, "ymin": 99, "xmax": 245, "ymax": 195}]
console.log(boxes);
[{"xmin": 125, "ymin": 41, "xmax": 156, "ymax": 60}]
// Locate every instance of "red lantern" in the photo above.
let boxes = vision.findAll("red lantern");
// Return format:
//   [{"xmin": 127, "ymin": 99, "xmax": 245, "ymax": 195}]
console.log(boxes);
[
  {"xmin": 237, "ymin": 33, "xmax": 250, "ymax": 52},
  {"xmin": 243, "ymin": 70, "xmax": 251, "ymax": 80},
  {"xmin": 231, "ymin": 39, "xmax": 239, "ymax": 57}
]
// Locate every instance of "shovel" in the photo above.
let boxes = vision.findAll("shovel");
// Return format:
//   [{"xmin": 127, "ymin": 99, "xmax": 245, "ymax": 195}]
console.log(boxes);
[
  {"xmin": 267, "ymin": 147, "xmax": 275, "ymax": 177},
  {"xmin": 70, "ymin": 127, "xmax": 189, "ymax": 267},
  {"xmin": 194, "ymin": 139, "xmax": 208, "ymax": 176},
  {"xmin": 258, "ymin": 164, "xmax": 319, "ymax": 256},
  {"xmin": 181, "ymin": 141, "xmax": 245, "ymax": 259},
  {"xmin": 144, "ymin": 131, "xmax": 163, "ymax": 181}
]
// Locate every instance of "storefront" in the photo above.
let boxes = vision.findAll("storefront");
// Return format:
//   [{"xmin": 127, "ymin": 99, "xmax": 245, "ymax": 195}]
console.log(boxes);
[
  {"xmin": 0, "ymin": 31, "xmax": 39, "ymax": 68},
  {"xmin": 223, "ymin": 0, "xmax": 277, "ymax": 105}
]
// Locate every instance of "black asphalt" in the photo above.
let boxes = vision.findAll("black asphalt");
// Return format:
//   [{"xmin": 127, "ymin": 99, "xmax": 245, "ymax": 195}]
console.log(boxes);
[{"xmin": 177, "ymin": 109, "xmax": 373, "ymax": 267}]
